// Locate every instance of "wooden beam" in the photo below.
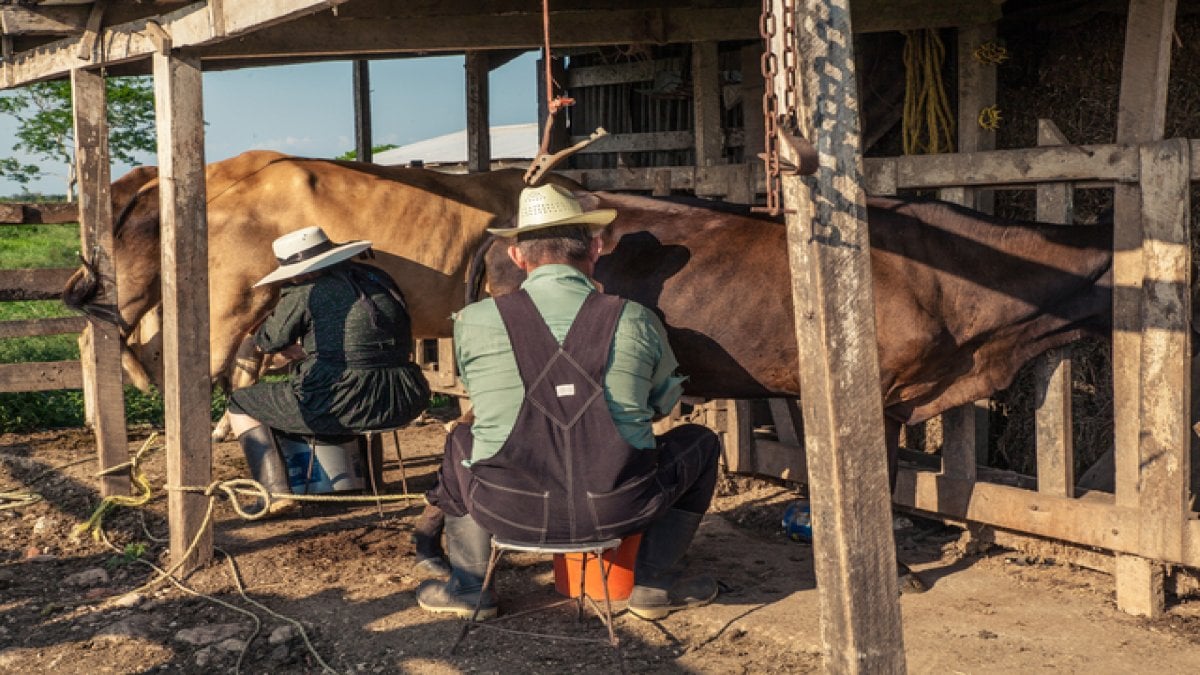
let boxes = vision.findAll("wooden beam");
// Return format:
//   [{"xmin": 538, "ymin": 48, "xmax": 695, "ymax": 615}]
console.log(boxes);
[
  {"xmin": 465, "ymin": 51, "xmax": 490, "ymax": 174},
  {"xmin": 198, "ymin": 7, "xmax": 761, "ymax": 62},
  {"xmin": 1135, "ymin": 138, "xmax": 1191, "ymax": 564},
  {"xmin": 885, "ymin": 143, "xmax": 1140, "ymax": 188},
  {"xmin": 567, "ymin": 57, "xmax": 684, "ymax": 88},
  {"xmin": 3, "ymin": 0, "xmax": 349, "ymax": 88},
  {"xmin": 0, "ymin": 202, "xmax": 78, "ymax": 224},
  {"xmin": 1034, "ymin": 119, "xmax": 1075, "ymax": 499},
  {"xmin": 154, "ymin": 48, "xmax": 212, "ymax": 575},
  {"xmin": 740, "ymin": 44, "xmax": 765, "ymax": 168},
  {"xmin": 782, "ymin": 1, "xmax": 905, "ymax": 671},
  {"xmin": 894, "ymin": 468, "xmax": 1144, "ymax": 558},
  {"xmin": 570, "ymin": 131, "xmax": 693, "ymax": 154},
  {"xmin": 0, "ymin": 316, "xmax": 87, "ymax": 339},
  {"xmin": 72, "ymin": 66, "xmax": 129, "ymax": 498},
  {"xmin": 1111, "ymin": 0, "xmax": 1176, "ymax": 619},
  {"xmin": 0, "ymin": 267, "xmax": 76, "ymax": 300},
  {"xmin": 352, "ymin": 59, "xmax": 372, "ymax": 162},
  {"xmin": 0, "ymin": 4, "xmax": 191, "ymax": 37},
  {"xmin": 77, "ymin": 1, "xmax": 107, "ymax": 61},
  {"xmin": 0, "ymin": 361, "xmax": 83, "ymax": 393},
  {"xmin": 692, "ymin": 41, "xmax": 723, "ymax": 170}
]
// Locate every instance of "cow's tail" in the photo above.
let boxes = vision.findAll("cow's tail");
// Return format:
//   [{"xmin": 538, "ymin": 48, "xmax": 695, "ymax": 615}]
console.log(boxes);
[
  {"xmin": 62, "ymin": 253, "xmax": 124, "ymax": 328},
  {"xmin": 465, "ymin": 234, "xmax": 498, "ymax": 305}
]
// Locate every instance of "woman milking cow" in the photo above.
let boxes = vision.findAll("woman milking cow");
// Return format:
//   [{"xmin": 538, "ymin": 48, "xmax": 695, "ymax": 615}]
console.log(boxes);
[{"xmin": 226, "ymin": 226, "xmax": 431, "ymax": 516}]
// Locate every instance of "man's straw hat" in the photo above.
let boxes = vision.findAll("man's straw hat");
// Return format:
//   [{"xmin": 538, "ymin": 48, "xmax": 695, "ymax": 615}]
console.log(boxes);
[
  {"xmin": 487, "ymin": 184, "xmax": 617, "ymax": 238},
  {"xmin": 254, "ymin": 226, "xmax": 371, "ymax": 287}
]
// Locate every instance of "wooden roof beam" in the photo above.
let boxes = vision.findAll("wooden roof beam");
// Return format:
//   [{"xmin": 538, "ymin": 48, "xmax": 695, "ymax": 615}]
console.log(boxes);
[
  {"xmin": 1, "ymin": 2, "xmax": 191, "ymax": 37},
  {"xmin": 2, "ymin": 0, "xmax": 349, "ymax": 88}
]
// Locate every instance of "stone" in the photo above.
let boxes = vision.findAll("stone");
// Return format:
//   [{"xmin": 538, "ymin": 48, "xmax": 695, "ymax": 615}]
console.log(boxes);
[
  {"xmin": 174, "ymin": 623, "xmax": 244, "ymax": 646},
  {"xmin": 32, "ymin": 516, "xmax": 48, "ymax": 534},
  {"xmin": 268, "ymin": 624, "xmax": 299, "ymax": 645},
  {"xmin": 64, "ymin": 568, "xmax": 110, "ymax": 587},
  {"xmin": 215, "ymin": 638, "xmax": 247, "ymax": 653},
  {"xmin": 267, "ymin": 644, "xmax": 292, "ymax": 665},
  {"xmin": 193, "ymin": 646, "xmax": 216, "ymax": 668},
  {"xmin": 95, "ymin": 615, "xmax": 153, "ymax": 641},
  {"xmin": 112, "ymin": 593, "xmax": 144, "ymax": 609}
]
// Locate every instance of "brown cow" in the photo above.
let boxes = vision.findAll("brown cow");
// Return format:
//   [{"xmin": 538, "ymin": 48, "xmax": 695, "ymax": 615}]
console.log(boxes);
[
  {"xmin": 483, "ymin": 192, "xmax": 1115, "ymax": 460},
  {"xmin": 63, "ymin": 150, "xmax": 580, "ymax": 395}
]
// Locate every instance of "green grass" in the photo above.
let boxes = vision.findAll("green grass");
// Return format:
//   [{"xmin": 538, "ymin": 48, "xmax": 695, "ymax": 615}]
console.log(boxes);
[
  {"xmin": 0, "ymin": 223, "xmax": 80, "ymax": 268},
  {"xmin": 0, "ymin": 221, "xmax": 190, "ymax": 433}
]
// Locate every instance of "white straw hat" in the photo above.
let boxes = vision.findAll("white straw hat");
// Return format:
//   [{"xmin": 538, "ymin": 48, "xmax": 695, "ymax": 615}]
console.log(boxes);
[
  {"xmin": 487, "ymin": 184, "xmax": 617, "ymax": 238},
  {"xmin": 253, "ymin": 226, "xmax": 371, "ymax": 287}
]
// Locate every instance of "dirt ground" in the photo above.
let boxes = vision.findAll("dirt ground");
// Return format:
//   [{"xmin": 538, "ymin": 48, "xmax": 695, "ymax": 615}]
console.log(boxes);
[{"xmin": 1, "ymin": 417, "xmax": 1199, "ymax": 674}]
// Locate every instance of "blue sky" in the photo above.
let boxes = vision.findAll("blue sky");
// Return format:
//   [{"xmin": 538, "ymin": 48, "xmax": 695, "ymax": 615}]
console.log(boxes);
[{"xmin": 0, "ymin": 52, "xmax": 538, "ymax": 196}]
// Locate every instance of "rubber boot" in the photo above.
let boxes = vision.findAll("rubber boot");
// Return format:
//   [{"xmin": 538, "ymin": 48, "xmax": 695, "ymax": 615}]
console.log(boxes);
[
  {"xmin": 411, "ymin": 503, "xmax": 451, "ymax": 579},
  {"xmin": 415, "ymin": 513, "xmax": 498, "ymax": 619},
  {"xmin": 238, "ymin": 425, "xmax": 297, "ymax": 517},
  {"xmin": 628, "ymin": 509, "xmax": 718, "ymax": 620}
]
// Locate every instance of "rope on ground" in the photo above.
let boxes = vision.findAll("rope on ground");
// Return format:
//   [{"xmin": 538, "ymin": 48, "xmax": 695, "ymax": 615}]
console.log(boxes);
[
  {"xmin": 71, "ymin": 434, "xmax": 159, "ymax": 541},
  {"xmin": 901, "ymin": 29, "xmax": 955, "ymax": 155}
]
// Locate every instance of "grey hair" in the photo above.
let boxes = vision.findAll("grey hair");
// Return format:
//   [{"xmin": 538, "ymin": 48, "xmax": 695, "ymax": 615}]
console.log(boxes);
[{"xmin": 514, "ymin": 225, "xmax": 593, "ymax": 266}]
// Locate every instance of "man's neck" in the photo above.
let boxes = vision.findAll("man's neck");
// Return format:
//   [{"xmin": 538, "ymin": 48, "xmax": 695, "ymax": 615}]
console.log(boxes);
[{"xmin": 524, "ymin": 260, "xmax": 594, "ymax": 278}]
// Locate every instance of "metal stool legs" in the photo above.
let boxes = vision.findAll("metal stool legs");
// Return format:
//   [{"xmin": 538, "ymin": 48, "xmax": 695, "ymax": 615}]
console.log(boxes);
[
  {"xmin": 450, "ymin": 544, "xmax": 504, "ymax": 653},
  {"xmin": 448, "ymin": 541, "xmax": 626, "ymax": 674}
]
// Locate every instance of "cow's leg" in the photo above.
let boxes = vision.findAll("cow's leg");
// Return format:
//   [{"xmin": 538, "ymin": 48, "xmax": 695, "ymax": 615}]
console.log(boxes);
[
  {"xmin": 212, "ymin": 334, "xmax": 267, "ymax": 442},
  {"xmin": 886, "ymin": 417, "xmax": 928, "ymax": 594}
]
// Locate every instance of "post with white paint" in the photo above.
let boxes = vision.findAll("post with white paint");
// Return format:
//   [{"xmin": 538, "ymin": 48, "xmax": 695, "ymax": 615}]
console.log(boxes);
[
  {"xmin": 72, "ymin": 67, "xmax": 130, "ymax": 497},
  {"xmin": 153, "ymin": 48, "xmax": 213, "ymax": 574},
  {"xmin": 780, "ymin": 0, "xmax": 906, "ymax": 671},
  {"xmin": 1112, "ymin": 0, "xmax": 1177, "ymax": 618}
]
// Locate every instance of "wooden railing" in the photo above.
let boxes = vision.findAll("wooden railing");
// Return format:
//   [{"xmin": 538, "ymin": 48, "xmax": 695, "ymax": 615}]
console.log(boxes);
[{"xmin": 0, "ymin": 202, "xmax": 84, "ymax": 395}]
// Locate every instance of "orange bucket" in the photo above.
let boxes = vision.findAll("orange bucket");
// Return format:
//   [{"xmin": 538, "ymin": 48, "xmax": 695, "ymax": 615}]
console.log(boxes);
[{"xmin": 552, "ymin": 534, "xmax": 642, "ymax": 601}]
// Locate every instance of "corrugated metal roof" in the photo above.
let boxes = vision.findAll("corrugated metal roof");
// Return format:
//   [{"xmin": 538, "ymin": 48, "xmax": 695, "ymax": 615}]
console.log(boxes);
[{"xmin": 373, "ymin": 123, "xmax": 539, "ymax": 166}]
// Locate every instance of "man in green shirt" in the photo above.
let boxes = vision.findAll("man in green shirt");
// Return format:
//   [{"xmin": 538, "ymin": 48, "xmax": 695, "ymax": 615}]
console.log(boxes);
[{"xmin": 415, "ymin": 184, "xmax": 721, "ymax": 621}]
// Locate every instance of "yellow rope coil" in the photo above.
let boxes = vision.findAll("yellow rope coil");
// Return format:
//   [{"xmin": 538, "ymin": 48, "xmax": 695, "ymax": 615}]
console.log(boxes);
[
  {"xmin": 978, "ymin": 105, "xmax": 1003, "ymax": 131},
  {"xmin": 973, "ymin": 40, "xmax": 1010, "ymax": 65},
  {"xmin": 902, "ymin": 29, "xmax": 955, "ymax": 156}
]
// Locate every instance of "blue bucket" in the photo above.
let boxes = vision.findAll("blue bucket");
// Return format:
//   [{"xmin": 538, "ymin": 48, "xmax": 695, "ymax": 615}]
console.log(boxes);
[{"xmin": 275, "ymin": 433, "xmax": 367, "ymax": 494}]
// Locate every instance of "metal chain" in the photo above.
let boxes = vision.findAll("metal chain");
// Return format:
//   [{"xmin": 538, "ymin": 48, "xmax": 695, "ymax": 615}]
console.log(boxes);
[{"xmin": 756, "ymin": 0, "xmax": 800, "ymax": 216}]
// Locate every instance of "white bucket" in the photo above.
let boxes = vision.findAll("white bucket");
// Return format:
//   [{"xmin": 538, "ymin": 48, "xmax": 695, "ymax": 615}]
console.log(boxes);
[{"xmin": 276, "ymin": 433, "xmax": 367, "ymax": 494}]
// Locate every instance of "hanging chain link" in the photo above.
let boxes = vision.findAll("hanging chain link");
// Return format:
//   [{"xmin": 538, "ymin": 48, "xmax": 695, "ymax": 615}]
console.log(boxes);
[{"xmin": 756, "ymin": 0, "xmax": 800, "ymax": 216}]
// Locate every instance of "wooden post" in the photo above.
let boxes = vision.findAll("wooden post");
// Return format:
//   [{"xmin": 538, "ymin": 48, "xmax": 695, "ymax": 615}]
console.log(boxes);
[
  {"xmin": 1133, "ymin": 138, "xmax": 1191, "ymax": 581},
  {"xmin": 782, "ymin": 1, "xmax": 905, "ymax": 671},
  {"xmin": 352, "ymin": 59, "xmax": 373, "ymax": 162},
  {"xmin": 465, "ymin": 51, "xmax": 491, "ymax": 174},
  {"xmin": 153, "ymin": 48, "xmax": 213, "ymax": 574},
  {"xmin": 1034, "ymin": 119, "xmax": 1074, "ymax": 498},
  {"xmin": 71, "ymin": 67, "xmax": 129, "ymax": 498},
  {"xmin": 955, "ymin": 23, "xmax": 997, "ymax": 214},
  {"xmin": 1112, "ymin": 0, "xmax": 1176, "ymax": 617},
  {"xmin": 692, "ymin": 41, "xmax": 723, "ymax": 169}
]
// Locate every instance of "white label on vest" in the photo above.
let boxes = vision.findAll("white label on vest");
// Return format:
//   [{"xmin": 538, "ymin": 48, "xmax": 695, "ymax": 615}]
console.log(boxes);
[{"xmin": 556, "ymin": 384, "xmax": 576, "ymax": 397}]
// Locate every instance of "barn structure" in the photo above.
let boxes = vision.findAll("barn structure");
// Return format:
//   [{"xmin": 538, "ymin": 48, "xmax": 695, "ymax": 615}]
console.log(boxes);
[{"xmin": 0, "ymin": 1, "xmax": 1195, "ymax": 671}]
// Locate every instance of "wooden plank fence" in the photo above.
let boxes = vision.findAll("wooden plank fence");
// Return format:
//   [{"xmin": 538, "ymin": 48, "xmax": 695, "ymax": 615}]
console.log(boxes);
[{"xmin": 0, "ymin": 201, "xmax": 86, "ymax": 396}]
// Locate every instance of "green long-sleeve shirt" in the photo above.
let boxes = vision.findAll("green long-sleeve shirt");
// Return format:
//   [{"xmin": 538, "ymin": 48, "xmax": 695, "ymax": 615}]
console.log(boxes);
[{"xmin": 453, "ymin": 264, "xmax": 685, "ymax": 464}]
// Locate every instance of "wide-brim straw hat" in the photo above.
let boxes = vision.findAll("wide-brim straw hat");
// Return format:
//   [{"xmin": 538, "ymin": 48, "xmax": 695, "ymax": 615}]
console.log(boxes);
[
  {"xmin": 487, "ymin": 183, "xmax": 617, "ymax": 238},
  {"xmin": 254, "ymin": 226, "xmax": 371, "ymax": 287}
]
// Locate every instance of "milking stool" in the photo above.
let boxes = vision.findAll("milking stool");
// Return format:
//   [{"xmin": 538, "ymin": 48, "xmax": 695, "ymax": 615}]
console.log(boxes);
[{"xmin": 449, "ymin": 537, "xmax": 627, "ymax": 674}]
